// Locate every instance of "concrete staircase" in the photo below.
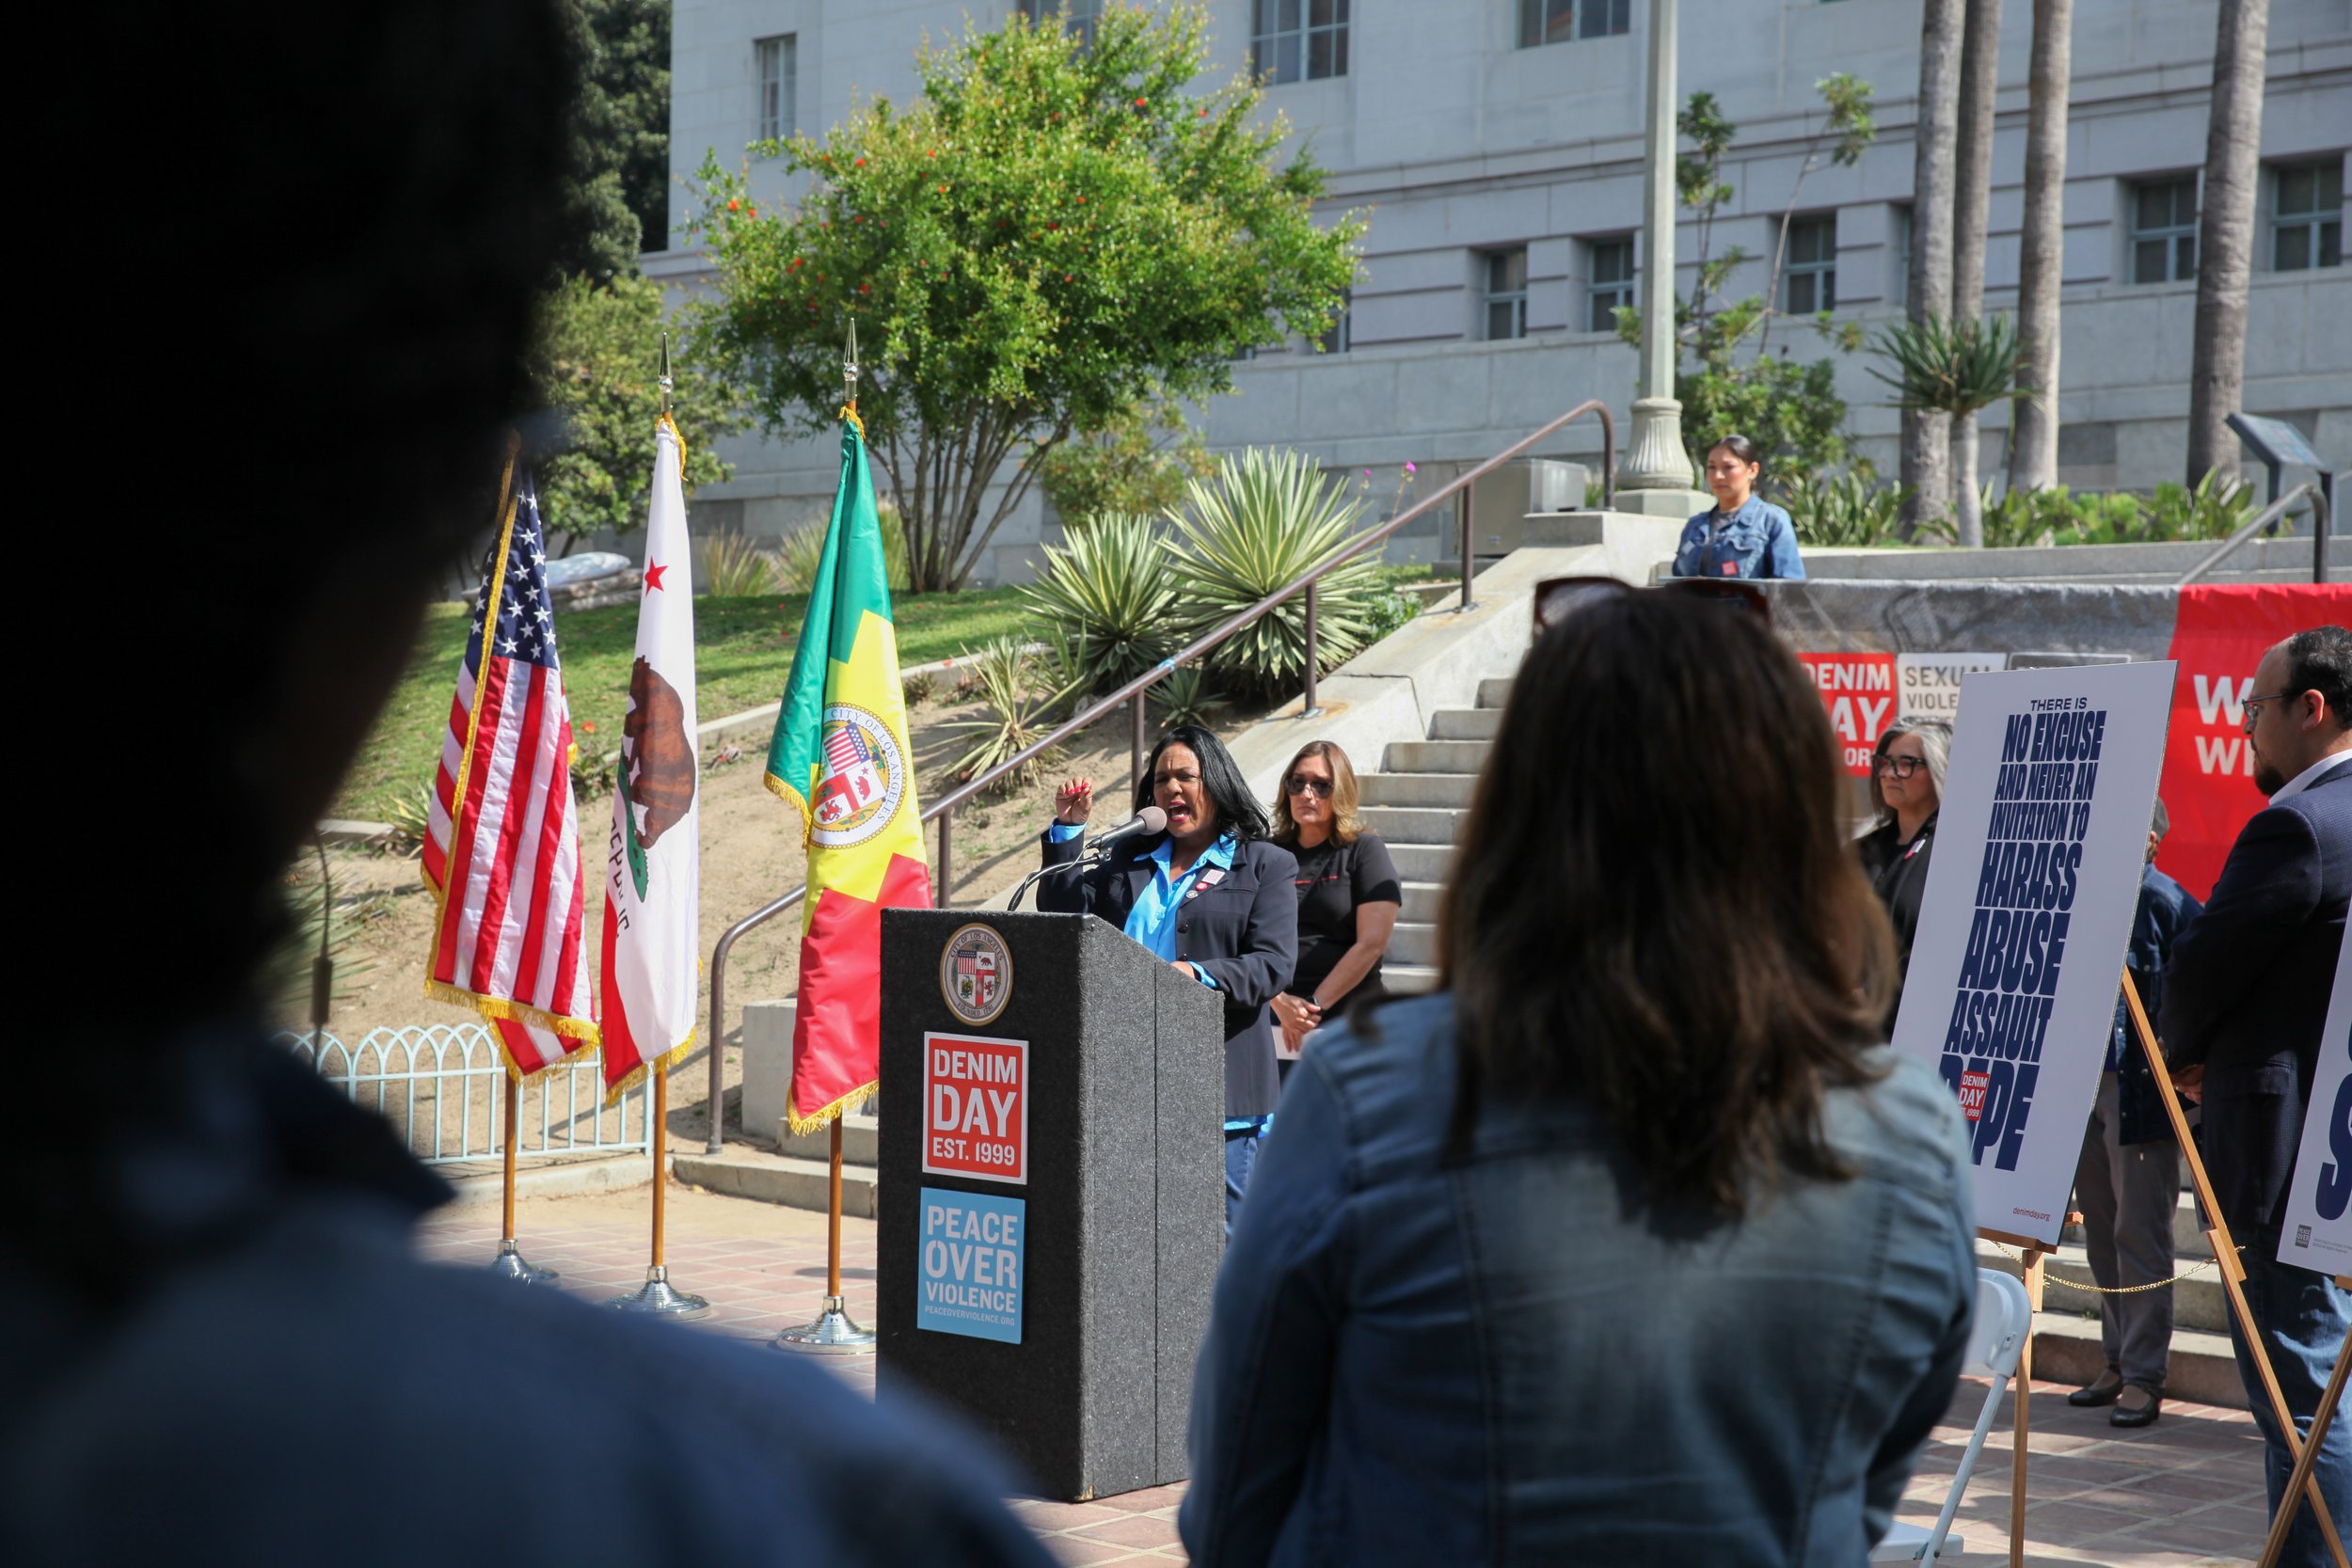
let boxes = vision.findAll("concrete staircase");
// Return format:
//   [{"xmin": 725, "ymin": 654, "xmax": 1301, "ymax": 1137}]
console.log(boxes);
[{"xmin": 1357, "ymin": 677, "xmax": 1513, "ymax": 995}]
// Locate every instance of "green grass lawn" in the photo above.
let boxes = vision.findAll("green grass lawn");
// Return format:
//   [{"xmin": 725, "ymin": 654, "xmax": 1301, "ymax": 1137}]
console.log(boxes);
[{"xmin": 336, "ymin": 587, "xmax": 1030, "ymax": 820}]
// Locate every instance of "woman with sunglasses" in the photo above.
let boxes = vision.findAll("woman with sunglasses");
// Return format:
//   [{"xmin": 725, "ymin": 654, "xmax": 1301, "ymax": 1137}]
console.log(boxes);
[
  {"xmin": 1180, "ymin": 589, "xmax": 1971, "ymax": 1565},
  {"xmin": 1857, "ymin": 717, "xmax": 1953, "ymax": 1022},
  {"xmin": 1266, "ymin": 742, "xmax": 1403, "ymax": 1062}
]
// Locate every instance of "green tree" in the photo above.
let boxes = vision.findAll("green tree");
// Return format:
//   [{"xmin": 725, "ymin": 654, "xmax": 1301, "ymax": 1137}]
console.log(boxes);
[
  {"xmin": 532, "ymin": 274, "xmax": 751, "ymax": 552},
  {"xmin": 1029, "ymin": 395, "xmax": 1216, "ymax": 526},
  {"xmin": 1617, "ymin": 79, "xmax": 1876, "ymax": 497},
  {"xmin": 685, "ymin": 2, "xmax": 1363, "ymax": 591},
  {"xmin": 557, "ymin": 0, "xmax": 672, "ymax": 279}
]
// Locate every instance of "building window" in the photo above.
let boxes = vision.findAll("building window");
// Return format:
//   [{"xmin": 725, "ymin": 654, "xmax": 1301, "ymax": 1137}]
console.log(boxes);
[
  {"xmin": 1318, "ymin": 290, "xmax": 1352, "ymax": 354},
  {"xmin": 2130, "ymin": 176, "xmax": 2199, "ymax": 284},
  {"xmin": 1783, "ymin": 214, "xmax": 1837, "ymax": 314},
  {"xmin": 1484, "ymin": 249, "xmax": 1529, "ymax": 341},
  {"xmin": 755, "ymin": 35, "xmax": 796, "ymax": 143},
  {"xmin": 1252, "ymin": 0, "xmax": 1349, "ymax": 85},
  {"xmin": 1518, "ymin": 0, "xmax": 1629, "ymax": 45},
  {"xmin": 1586, "ymin": 235, "xmax": 1635, "ymax": 331},
  {"xmin": 2273, "ymin": 160, "xmax": 2344, "ymax": 272},
  {"xmin": 1018, "ymin": 1, "xmax": 1104, "ymax": 47}
]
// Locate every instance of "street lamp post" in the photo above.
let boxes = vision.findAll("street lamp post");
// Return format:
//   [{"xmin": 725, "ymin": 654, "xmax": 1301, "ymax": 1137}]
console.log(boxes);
[{"xmin": 1616, "ymin": 0, "xmax": 1709, "ymax": 515}]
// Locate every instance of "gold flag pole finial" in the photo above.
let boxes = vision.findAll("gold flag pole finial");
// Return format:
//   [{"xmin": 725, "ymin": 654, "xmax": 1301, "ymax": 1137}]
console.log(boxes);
[{"xmin": 843, "ymin": 319, "xmax": 860, "ymax": 409}]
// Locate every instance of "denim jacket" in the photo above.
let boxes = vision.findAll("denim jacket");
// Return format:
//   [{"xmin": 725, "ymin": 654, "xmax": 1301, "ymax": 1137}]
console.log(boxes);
[
  {"xmin": 1180, "ymin": 994, "xmax": 1976, "ymax": 1567},
  {"xmin": 2106, "ymin": 864, "xmax": 2202, "ymax": 1144},
  {"xmin": 1673, "ymin": 496, "xmax": 1807, "ymax": 580}
]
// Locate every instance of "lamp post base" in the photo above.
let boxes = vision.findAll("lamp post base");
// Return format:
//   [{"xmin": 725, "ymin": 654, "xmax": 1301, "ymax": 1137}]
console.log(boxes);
[{"xmin": 1616, "ymin": 395, "xmax": 1700, "ymax": 497}]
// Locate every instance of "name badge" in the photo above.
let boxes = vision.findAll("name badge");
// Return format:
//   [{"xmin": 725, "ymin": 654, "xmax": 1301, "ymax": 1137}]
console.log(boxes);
[{"xmin": 1720, "ymin": 561, "xmax": 1740, "ymax": 577}]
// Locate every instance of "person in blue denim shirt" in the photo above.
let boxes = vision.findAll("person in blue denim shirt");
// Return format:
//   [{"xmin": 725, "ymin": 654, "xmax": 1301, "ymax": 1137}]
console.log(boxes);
[
  {"xmin": 1673, "ymin": 433, "xmax": 1807, "ymax": 580},
  {"xmin": 2069, "ymin": 799, "xmax": 2201, "ymax": 1430},
  {"xmin": 1182, "ymin": 586, "xmax": 1973, "ymax": 1567}
]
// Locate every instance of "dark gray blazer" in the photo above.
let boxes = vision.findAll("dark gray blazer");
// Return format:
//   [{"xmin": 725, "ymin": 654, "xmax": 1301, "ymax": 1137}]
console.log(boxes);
[
  {"xmin": 1037, "ymin": 827, "xmax": 1298, "ymax": 1118},
  {"xmin": 2161, "ymin": 762, "xmax": 2352, "ymax": 1231}
]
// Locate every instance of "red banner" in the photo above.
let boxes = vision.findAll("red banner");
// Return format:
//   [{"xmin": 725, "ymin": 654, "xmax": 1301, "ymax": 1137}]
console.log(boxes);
[
  {"xmin": 1800, "ymin": 652, "xmax": 1899, "ymax": 777},
  {"xmin": 2156, "ymin": 584, "xmax": 2352, "ymax": 900}
]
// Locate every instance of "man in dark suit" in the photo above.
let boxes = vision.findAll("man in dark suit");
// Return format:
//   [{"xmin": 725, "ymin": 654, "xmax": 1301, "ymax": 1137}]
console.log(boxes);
[{"xmin": 2163, "ymin": 624, "xmax": 2352, "ymax": 1565}]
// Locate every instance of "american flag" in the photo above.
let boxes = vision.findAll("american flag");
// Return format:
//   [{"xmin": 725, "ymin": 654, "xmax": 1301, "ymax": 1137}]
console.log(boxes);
[
  {"xmin": 422, "ymin": 467, "xmax": 598, "ymax": 1076},
  {"xmin": 824, "ymin": 724, "xmax": 868, "ymax": 774}
]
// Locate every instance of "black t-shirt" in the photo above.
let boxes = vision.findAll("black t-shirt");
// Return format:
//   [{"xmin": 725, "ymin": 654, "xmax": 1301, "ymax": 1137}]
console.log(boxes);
[{"xmin": 1283, "ymin": 832, "xmax": 1404, "ymax": 1005}]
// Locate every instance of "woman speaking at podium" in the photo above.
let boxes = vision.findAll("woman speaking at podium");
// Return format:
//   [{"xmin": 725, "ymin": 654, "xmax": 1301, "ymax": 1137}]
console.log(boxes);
[{"xmin": 1039, "ymin": 723, "xmax": 1297, "ymax": 1230}]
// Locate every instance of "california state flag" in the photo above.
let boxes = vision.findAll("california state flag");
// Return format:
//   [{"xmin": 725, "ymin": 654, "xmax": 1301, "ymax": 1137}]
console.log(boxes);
[{"xmin": 598, "ymin": 415, "xmax": 700, "ymax": 1097}]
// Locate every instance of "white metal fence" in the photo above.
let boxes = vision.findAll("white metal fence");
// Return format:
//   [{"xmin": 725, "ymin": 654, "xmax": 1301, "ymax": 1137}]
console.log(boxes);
[{"xmin": 281, "ymin": 1023, "xmax": 651, "ymax": 1166}]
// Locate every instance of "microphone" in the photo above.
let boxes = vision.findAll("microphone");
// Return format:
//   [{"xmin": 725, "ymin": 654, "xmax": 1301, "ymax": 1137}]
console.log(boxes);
[
  {"xmin": 1008, "ymin": 807, "xmax": 1168, "ymax": 911},
  {"xmin": 1085, "ymin": 806, "xmax": 1168, "ymax": 854}
]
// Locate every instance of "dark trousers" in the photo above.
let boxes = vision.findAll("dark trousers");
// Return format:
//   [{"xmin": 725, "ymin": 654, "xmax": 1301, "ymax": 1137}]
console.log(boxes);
[
  {"xmin": 2228, "ymin": 1223, "xmax": 2352, "ymax": 1568},
  {"xmin": 2072, "ymin": 1070, "xmax": 2180, "ymax": 1389}
]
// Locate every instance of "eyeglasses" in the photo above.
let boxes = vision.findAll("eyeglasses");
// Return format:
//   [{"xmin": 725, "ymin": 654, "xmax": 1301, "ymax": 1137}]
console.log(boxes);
[
  {"xmin": 2240, "ymin": 689, "xmax": 2296, "ymax": 727},
  {"xmin": 1876, "ymin": 754, "xmax": 1930, "ymax": 780},
  {"xmin": 1286, "ymin": 774, "xmax": 1333, "ymax": 799}
]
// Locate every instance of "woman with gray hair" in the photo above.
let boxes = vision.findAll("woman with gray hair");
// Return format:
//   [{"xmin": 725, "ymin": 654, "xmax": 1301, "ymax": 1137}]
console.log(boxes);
[{"xmin": 1857, "ymin": 717, "xmax": 1953, "ymax": 1025}]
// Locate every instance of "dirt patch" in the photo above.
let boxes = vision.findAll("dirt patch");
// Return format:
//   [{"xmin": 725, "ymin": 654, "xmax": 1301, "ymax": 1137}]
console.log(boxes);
[{"xmin": 288, "ymin": 689, "xmax": 1245, "ymax": 1115}]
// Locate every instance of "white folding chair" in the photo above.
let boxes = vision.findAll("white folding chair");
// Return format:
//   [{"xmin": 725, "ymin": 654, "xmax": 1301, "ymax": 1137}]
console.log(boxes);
[{"xmin": 1869, "ymin": 1267, "xmax": 2033, "ymax": 1564}]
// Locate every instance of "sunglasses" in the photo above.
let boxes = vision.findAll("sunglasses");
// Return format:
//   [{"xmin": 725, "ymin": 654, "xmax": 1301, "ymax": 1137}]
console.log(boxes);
[
  {"xmin": 1286, "ymin": 774, "xmax": 1334, "ymax": 799},
  {"xmin": 1531, "ymin": 575, "xmax": 1772, "ymax": 640}
]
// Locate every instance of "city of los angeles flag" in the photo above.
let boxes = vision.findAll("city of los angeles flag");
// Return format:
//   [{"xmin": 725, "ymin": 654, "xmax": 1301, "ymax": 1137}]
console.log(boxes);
[
  {"xmin": 767, "ymin": 408, "xmax": 930, "ymax": 1132},
  {"xmin": 598, "ymin": 415, "xmax": 701, "ymax": 1097}
]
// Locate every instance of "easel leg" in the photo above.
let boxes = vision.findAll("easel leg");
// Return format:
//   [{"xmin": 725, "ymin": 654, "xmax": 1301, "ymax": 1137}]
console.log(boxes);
[
  {"xmin": 2260, "ymin": 1323, "xmax": 2352, "ymax": 1568},
  {"xmin": 2010, "ymin": 1249, "xmax": 2045, "ymax": 1568},
  {"xmin": 2122, "ymin": 969, "xmax": 2345, "ymax": 1563}
]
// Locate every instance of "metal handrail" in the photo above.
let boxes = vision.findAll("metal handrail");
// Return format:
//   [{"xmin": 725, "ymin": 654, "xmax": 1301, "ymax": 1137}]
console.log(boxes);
[
  {"xmin": 2177, "ymin": 482, "xmax": 2330, "ymax": 586},
  {"xmin": 706, "ymin": 399, "xmax": 1616, "ymax": 1148}
]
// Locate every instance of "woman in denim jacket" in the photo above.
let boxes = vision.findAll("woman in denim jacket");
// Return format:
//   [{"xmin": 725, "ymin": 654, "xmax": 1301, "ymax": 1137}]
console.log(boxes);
[
  {"xmin": 1674, "ymin": 433, "xmax": 1807, "ymax": 579},
  {"xmin": 1181, "ymin": 587, "xmax": 1975, "ymax": 1567}
]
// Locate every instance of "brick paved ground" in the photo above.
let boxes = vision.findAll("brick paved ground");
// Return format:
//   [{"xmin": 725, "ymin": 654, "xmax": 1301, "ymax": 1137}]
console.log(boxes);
[{"xmin": 421, "ymin": 1180, "xmax": 2285, "ymax": 1566}]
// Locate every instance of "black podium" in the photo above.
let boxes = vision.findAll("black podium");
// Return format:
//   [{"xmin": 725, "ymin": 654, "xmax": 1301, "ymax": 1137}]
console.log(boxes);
[{"xmin": 876, "ymin": 909, "xmax": 1225, "ymax": 1500}]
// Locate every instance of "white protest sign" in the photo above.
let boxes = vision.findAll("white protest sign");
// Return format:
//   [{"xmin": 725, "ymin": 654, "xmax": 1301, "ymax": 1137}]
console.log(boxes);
[
  {"xmin": 1897, "ymin": 652, "xmax": 2008, "ymax": 723},
  {"xmin": 2277, "ymin": 928, "xmax": 2352, "ymax": 1276},
  {"xmin": 1891, "ymin": 660, "xmax": 2175, "ymax": 1246}
]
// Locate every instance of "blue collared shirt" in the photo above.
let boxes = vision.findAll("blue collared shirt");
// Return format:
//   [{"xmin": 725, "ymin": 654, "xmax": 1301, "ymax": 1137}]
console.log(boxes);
[
  {"xmin": 1046, "ymin": 821, "xmax": 1230, "ymax": 990},
  {"xmin": 1672, "ymin": 495, "xmax": 1807, "ymax": 580}
]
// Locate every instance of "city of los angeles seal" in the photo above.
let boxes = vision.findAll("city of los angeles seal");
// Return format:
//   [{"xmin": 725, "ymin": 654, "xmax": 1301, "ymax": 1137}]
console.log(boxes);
[{"xmin": 940, "ymin": 922, "xmax": 1013, "ymax": 1026}]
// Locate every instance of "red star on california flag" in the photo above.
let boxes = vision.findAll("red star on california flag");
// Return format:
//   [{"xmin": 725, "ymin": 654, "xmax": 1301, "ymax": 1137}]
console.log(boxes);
[{"xmin": 644, "ymin": 562, "xmax": 668, "ymax": 593}]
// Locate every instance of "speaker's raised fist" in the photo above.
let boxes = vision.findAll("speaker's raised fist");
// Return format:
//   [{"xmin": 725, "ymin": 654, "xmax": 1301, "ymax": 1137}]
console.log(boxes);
[{"xmin": 1054, "ymin": 777, "xmax": 1095, "ymax": 826}]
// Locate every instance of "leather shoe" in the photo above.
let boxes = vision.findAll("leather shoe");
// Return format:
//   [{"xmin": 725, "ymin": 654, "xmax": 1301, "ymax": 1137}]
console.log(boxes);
[
  {"xmin": 2068, "ymin": 1370, "xmax": 2124, "ymax": 1407},
  {"xmin": 2110, "ymin": 1386, "xmax": 2163, "ymax": 1428}
]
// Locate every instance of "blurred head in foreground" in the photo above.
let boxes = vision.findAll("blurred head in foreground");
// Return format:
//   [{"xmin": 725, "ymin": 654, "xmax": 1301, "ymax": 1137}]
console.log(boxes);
[{"xmin": 1440, "ymin": 587, "xmax": 1897, "ymax": 1214}]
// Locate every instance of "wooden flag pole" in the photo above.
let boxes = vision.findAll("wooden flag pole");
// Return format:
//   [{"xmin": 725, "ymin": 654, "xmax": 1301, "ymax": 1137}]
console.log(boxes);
[
  {"xmin": 776, "ymin": 1107, "xmax": 876, "ymax": 1354},
  {"xmin": 2260, "ymin": 1322, "xmax": 2352, "ymax": 1568},
  {"xmin": 488, "ymin": 1067, "xmax": 558, "ymax": 1284},
  {"xmin": 2122, "ymin": 970, "xmax": 2345, "ymax": 1563},
  {"xmin": 609, "ymin": 1055, "xmax": 709, "ymax": 1316}
]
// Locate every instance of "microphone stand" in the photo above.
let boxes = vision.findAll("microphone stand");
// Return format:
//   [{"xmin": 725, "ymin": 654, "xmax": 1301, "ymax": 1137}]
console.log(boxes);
[{"xmin": 1008, "ymin": 838, "xmax": 1110, "ymax": 911}]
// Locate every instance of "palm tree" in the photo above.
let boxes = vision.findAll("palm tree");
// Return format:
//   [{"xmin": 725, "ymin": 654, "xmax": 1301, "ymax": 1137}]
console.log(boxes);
[
  {"xmin": 1874, "ymin": 313, "xmax": 2026, "ymax": 549},
  {"xmin": 1902, "ymin": 0, "xmax": 1965, "ymax": 537},
  {"xmin": 2008, "ymin": 0, "xmax": 2074, "ymax": 495},
  {"xmin": 2186, "ymin": 0, "xmax": 2273, "ymax": 485},
  {"xmin": 1950, "ymin": 0, "xmax": 2003, "ymax": 523}
]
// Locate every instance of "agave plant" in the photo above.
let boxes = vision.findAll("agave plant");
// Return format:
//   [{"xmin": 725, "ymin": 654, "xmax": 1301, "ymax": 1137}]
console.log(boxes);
[
  {"xmin": 775, "ymin": 499, "xmax": 914, "ymax": 595},
  {"xmin": 1785, "ymin": 472, "xmax": 1920, "ymax": 548},
  {"xmin": 1149, "ymin": 664, "xmax": 1226, "ymax": 731},
  {"xmin": 1868, "ymin": 312, "xmax": 2025, "ymax": 549},
  {"xmin": 1168, "ymin": 449, "xmax": 1383, "ymax": 702},
  {"xmin": 697, "ymin": 532, "xmax": 776, "ymax": 597},
  {"xmin": 1019, "ymin": 514, "xmax": 1179, "ymax": 695},
  {"xmin": 941, "ymin": 637, "xmax": 1068, "ymax": 794},
  {"xmin": 380, "ymin": 784, "xmax": 436, "ymax": 859}
]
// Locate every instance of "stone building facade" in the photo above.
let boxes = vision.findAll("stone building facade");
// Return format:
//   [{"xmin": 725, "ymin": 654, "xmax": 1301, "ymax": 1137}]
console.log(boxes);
[{"xmin": 654, "ymin": 0, "xmax": 2349, "ymax": 582}]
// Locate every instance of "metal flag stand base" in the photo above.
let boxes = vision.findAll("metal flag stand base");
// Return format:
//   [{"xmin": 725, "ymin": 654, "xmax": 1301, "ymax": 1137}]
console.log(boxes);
[
  {"xmin": 488, "ymin": 1238, "xmax": 560, "ymax": 1286},
  {"xmin": 610, "ymin": 1264, "xmax": 710, "ymax": 1318},
  {"xmin": 776, "ymin": 1294, "xmax": 875, "ymax": 1354},
  {"xmin": 776, "ymin": 1119, "xmax": 878, "ymax": 1355}
]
